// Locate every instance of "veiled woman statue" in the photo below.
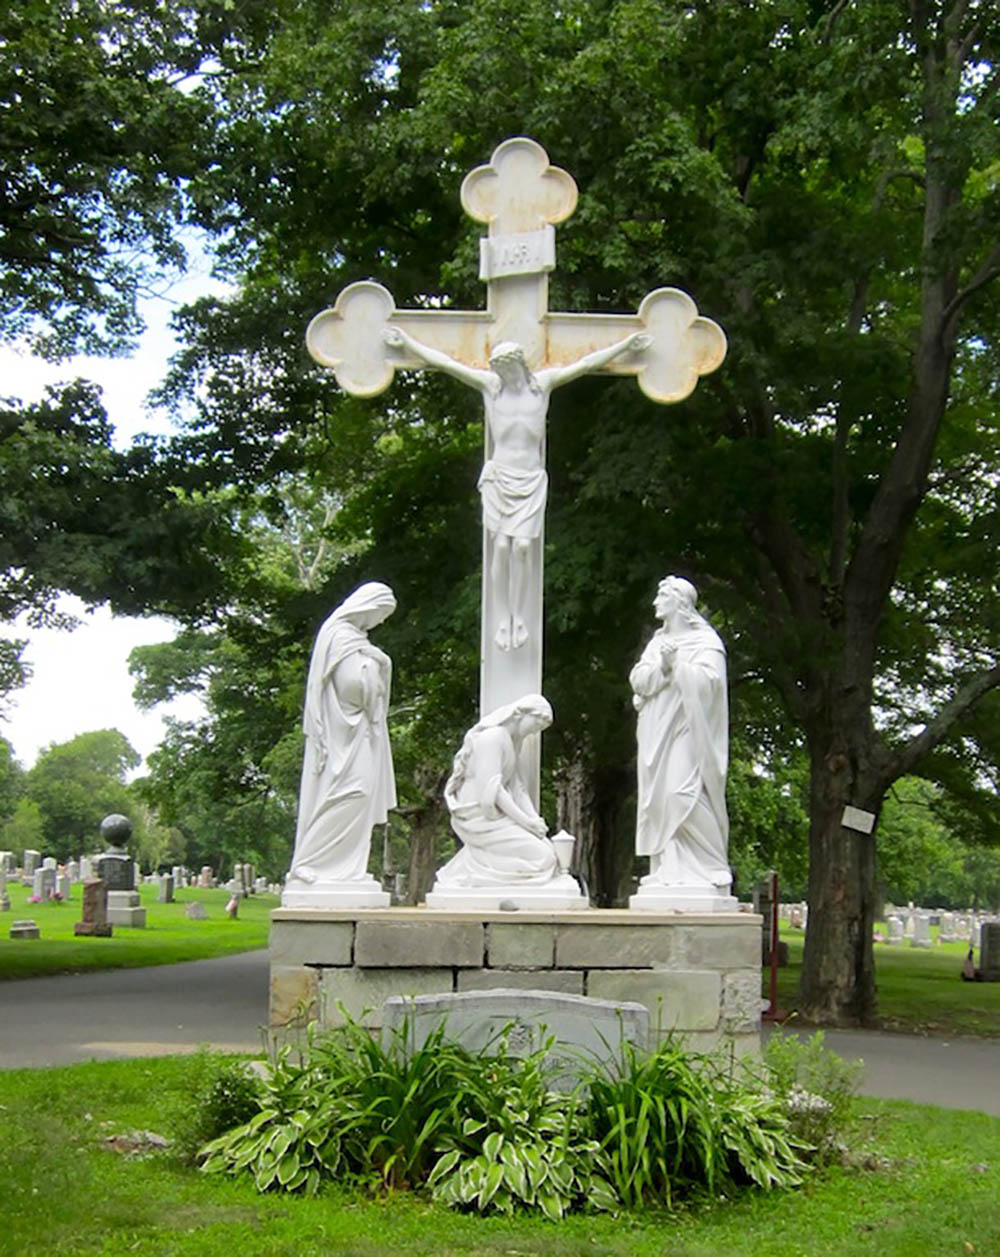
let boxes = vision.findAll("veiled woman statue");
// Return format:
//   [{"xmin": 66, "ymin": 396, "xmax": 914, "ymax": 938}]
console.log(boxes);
[
  {"xmin": 629, "ymin": 576, "xmax": 735, "ymax": 910},
  {"xmin": 282, "ymin": 582, "xmax": 397, "ymax": 907},
  {"xmin": 426, "ymin": 694, "xmax": 584, "ymax": 907}
]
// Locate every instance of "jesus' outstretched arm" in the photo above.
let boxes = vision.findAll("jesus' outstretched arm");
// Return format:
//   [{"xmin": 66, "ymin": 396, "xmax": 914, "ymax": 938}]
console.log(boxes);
[
  {"xmin": 536, "ymin": 331, "xmax": 651, "ymax": 391},
  {"xmin": 382, "ymin": 326, "xmax": 492, "ymax": 392}
]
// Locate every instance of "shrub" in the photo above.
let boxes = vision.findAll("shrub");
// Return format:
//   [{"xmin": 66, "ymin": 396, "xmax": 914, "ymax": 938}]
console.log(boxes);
[
  {"xmin": 763, "ymin": 1029, "xmax": 861, "ymax": 1160},
  {"xmin": 174, "ymin": 1054, "xmax": 264, "ymax": 1164}
]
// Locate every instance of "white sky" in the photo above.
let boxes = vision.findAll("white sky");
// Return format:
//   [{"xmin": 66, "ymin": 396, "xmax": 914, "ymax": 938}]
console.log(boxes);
[{"xmin": 0, "ymin": 252, "xmax": 226, "ymax": 772}]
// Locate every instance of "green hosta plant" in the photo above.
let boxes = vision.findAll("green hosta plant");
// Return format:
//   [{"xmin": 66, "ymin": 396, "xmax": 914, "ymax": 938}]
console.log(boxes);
[{"xmin": 426, "ymin": 1036, "xmax": 618, "ymax": 1218}]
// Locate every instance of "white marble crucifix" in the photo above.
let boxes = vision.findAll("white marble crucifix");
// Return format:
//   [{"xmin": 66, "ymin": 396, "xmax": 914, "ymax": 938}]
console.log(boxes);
[{"xmin": 306, "ymin": 137, "xmax": 727, "ymax": 801}]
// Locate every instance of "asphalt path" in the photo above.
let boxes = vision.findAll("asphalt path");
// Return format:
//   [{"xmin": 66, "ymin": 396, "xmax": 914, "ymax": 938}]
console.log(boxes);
[
  {"xmin": 0, "ymin": 951, "xmax": 997, "ymax": 1115},
  {"xmin": 0, "ymin": 950, "xmax": 269, "ymax": 1069}
]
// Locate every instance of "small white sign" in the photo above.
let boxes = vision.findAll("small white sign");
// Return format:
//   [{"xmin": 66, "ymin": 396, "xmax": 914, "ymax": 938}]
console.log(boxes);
[
  {"xmin": 479, "ymin": 225, "xmax": 556, "ymax": 279},
  {"xmin": 842, "ymin": 805, "xmax": 876, "ymax": 834}
]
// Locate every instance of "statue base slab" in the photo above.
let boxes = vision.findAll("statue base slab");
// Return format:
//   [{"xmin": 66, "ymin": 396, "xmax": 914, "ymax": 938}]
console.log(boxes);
[
  {"xmin": 424, "ymin": 880, "xmax": 588, "ymax": 912},
  {"xmin": 280, "ymin": 878, "xmax": 390, "ymax": 910},
  {"xmin": 629, "ymin": 884, "xmax": 739, "ymax": 913},
  {"xmin": 267, "ymin": 906, "xmax": 762, "ymax": 1062}
]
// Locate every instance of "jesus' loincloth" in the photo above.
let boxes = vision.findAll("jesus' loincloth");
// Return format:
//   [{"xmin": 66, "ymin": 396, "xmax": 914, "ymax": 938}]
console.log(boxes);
[{"xmin": 477, "ymin": 459, "xmax": 548, "ymax": 540}]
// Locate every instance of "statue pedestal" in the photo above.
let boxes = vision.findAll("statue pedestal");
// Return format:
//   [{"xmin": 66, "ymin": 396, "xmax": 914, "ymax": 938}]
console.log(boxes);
[
  {"xmin": 280, "ymin": 877, "xmax": 390, "ymax": 910},
  {"xmin": 268, "ymin": 907, "xmax": 762, "ymax": 1061},
  {"xmin": 425, "ymin": 876, "xmax": 587, "ymax": 913},
  {"xmin": 629, "ymin": 883, "xmax": 739, "ymax": 913}
]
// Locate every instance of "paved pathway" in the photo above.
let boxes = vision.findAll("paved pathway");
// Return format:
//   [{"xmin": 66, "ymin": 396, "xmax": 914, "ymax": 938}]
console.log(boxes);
[
  {"xmin": 765, "ymin": 1024, "xmax": 1000, "ymax": 1116},
  {"xmin": 0, "ymin": 950, "xmax": 269, "ymax": 1069},
  {"xmin": 1, "ymin": 953, "xmax": 997, "ymax": 1115}
]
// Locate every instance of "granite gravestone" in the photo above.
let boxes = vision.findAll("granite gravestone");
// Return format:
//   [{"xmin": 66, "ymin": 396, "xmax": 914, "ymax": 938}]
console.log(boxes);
[
  {"xmin": 382, "ymin": 989, "xmax": 649, "ymax": 1087},
  {"xmin": 74, "ymin": 879, "xmax": 112, "ymax": 937},
  {"xmin": 10, "ymin": 919, "xmax": 40, "ymax": 939},
  {"xmin": 980, "ymin": 923, "xmax": 1000, "ymax": 982},
  {"xmin": 22, "ymin": 849, "xmax": 40, "ymax": 885},
  {"xmin": 910, "ymin": 915, "xmax": 931, "ymax": 948},
  {"xmin": 158, "ymin": 874, "xmax": 175, "ymax": 904}
]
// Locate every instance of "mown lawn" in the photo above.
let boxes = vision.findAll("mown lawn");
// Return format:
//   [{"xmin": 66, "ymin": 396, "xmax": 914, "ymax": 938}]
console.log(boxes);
[
  {"xmin": 0, "ymin": 1053, "xmax": 997, "ymax": 1257},
  {"xmin": 0, "ymin": 883, "xmax": 276, "ymax": 980},
  {"xmin": 766, "ymin": 927, "xmax": 1000, "ymax": 1037}
]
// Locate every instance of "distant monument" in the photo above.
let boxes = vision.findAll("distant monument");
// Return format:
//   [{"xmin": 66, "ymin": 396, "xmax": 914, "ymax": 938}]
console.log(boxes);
[{"xmin": 96, "ymin": 815, "xmax": 146, "ymax": 928}]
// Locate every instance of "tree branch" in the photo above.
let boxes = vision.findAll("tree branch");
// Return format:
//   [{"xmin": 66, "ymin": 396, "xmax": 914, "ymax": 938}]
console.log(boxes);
[
  {"xmin": 887, "ymin": 664, "xmax": 1000, "ymax": 781},
  {"xmin": 941, "ymin": 242, "xmax": 1000, "ymax": 337}
]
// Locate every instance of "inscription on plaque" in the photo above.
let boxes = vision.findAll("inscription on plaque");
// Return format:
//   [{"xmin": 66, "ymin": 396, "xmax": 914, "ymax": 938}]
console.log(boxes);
[{"xmin": 479, "ymin": 226, "xmax": 555, "ymax": 280}]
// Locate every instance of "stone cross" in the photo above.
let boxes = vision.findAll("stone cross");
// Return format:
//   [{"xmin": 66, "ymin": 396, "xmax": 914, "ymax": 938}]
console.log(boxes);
[{"xmin": 307, "ymin": 137, "xmax": 726, "ymax": 799}]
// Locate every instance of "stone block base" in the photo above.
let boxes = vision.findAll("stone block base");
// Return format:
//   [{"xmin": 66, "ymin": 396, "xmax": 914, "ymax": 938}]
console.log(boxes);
[
  {"xmin": 74, "ymin": 921, "xmax": 113, "ymax": 937},
  {"xmin": 107, "ymin": 891, "xmax": 146, "ymax": 928},
  {"xmin": 269, "ymin": 907, "xmax": 762, "ymax": 1056}
]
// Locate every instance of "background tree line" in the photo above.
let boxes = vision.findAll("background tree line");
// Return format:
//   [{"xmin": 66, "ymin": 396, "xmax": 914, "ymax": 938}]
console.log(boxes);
[{"xmin": 1, "ymin": 0, "xmax": 998, "ymax": 1024}]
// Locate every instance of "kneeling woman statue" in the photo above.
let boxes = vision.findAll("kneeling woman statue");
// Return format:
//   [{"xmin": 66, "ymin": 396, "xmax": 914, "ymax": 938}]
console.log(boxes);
[{"xmin": 427, "ymin": 694, "xmax": 585, "ymax": 908}]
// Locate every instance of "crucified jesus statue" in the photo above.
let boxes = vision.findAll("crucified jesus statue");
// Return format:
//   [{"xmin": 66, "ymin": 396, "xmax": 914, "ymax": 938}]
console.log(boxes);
[{"xmin": 383, "ymin": 326, "xmax": 650, "ymax": 650}]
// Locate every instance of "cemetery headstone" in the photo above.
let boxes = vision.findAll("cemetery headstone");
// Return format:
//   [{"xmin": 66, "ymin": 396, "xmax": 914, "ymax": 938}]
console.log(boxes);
[
  {"xmin": 980, "ymin": 923, "xmax": 1000, "ymax": 982},
  {"xmin": 0, "ymin": 868, "xmax": 10, "ymax": 912},
  {"xmin": 0, "ymin": 851, "xmax": 13, "ymax": 875},
  {"xmin": 79, "ymin": 856, "xmax": 94, "ymax": 881},
  {"xmin": 67, "ymin": 859, "xmax": 80, "ymax": 882},
  {"xmin": 42, "ymin": 856, "xmax": 57, "ymax": 872},
  {"xmin": 9, "ymin": 919, "xmax": 40, "ymax": 939},
  {"xmin": 886, "ymin": 914, "xmax": 904, "ymax": 944},
  {"xmin": 382, "ymin": 990, "xmax": 649, "ymax": 1087},
  {"xmin": 910, "ymin": 915, "xmax": 931, "ymax": 948},
  {"xmin": 37, "ymin": 867, "xmax": 56, "ymax": 900},
  {"xmin": 186, "ymin": 902, "xmax": 208, "ymax": 921},
  {"xmin": 56, "ymin": 873, "xmax": 71, "ymax": 900},
  {"xmin": 199, "ymin": 866, "xmax": 214, "ymax": 888},
  {"xmin": 74, "ymin": 879, "xmax": 112, "ymax": 937},
  {"xmin": 158, "ymin": 874, "xmax": 174, "ymax": 904},
  {"xmin": 22, "ymin": 849, "xmax": 40, "ymax": 885},
  {"xmin": 225, "ymin": 893, "xmax": 239, "ymax": 918}
]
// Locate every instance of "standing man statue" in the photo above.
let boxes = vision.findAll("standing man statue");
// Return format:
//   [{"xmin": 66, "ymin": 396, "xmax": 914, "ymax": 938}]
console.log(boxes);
[
  {"xmin": 628, "ymin": 576, "xmax": 737, "ymax": 912},
  {"xmin": 383, "ymin": 328, "xmax": 649, "ymax": 650}
]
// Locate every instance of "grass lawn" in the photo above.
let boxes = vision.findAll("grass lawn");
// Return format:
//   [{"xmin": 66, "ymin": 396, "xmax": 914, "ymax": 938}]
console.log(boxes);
[
  {"xmin": 0, "ymin": 882, "xmax": 276, "ymax": 981},
  {"xmin": 766, "ymin": 928, "xmax": 1000, "ymax": 1037},
  {"xmin": 0, "ymin": 1053, "xmax": 998, "ymax": 1257}
]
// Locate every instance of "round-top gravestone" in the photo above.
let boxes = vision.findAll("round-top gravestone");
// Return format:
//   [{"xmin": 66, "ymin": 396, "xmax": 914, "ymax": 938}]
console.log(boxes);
[{"xmin": 96, "ymin": 814, "xmax": 135, "ymax": 892}]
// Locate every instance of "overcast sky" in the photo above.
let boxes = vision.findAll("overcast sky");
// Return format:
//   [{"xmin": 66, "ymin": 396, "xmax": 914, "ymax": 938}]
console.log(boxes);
[{"xmin": 0, "ymin": 254, "xmax": 224, "ymax": 772}]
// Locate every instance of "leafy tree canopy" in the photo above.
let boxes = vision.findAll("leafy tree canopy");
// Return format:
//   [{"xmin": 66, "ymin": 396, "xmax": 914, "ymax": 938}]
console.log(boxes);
[
  {"xmin": 77, "ymin": 0, "xmax": 1000, "ymax": 1022},
  {"xmin": 25, "ymin": 728, "xmax": 140, "ymax": 858}
]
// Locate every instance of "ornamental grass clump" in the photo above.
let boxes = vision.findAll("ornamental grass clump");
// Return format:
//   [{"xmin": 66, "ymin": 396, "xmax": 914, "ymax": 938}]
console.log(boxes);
[{"xmin": 585, "ymin": 1039, "xmax": 810, "ymax": 1209}]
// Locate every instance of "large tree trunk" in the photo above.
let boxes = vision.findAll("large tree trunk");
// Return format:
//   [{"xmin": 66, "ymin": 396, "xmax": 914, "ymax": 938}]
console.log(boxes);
[
  {"xmin": 798, "ymin": 731, "xmax": 883, "ymax": 1025},
  {"xmin": 403, "ymin": 801, "xmax": 448, "ymax": 905},
  {"xmin": 558, "ymin": 756, "xmax": 634, "ymax": 907}
]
